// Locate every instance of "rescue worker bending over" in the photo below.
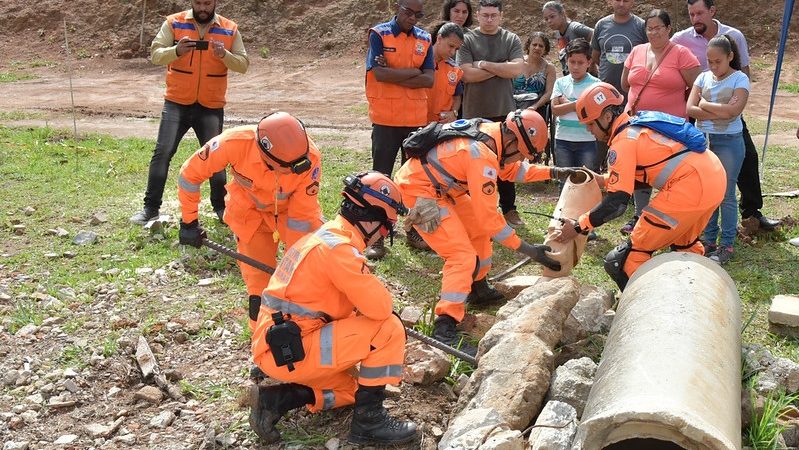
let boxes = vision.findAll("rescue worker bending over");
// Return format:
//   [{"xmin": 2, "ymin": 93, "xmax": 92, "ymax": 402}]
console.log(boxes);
[
  {"xmin": 556, "ymin": 82, "xmax": 725, "ymax": 290},
  {"xmin": 177, "ymin": 112, "xmax": 324, "ymax": 333},
  {"xmin": 395, "ymin": 109, "xmax": 574, "ymax": 356},
  {"xmin": 249, "ymin": 172, "xmax": 417, "ymax": 446}
]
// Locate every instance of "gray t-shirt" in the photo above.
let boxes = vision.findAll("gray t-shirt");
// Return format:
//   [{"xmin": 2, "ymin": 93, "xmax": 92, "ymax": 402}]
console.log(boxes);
[
  {"xmin": 555, "ymin": 21, "xmax": 593, "ymax": 75},
  {"xmin": 456, "ymin": 28, "xmax": 524, "ymax": 119},
  {"xmin": 591, "ymin": 14, "xmax": 647, "ymax": 95}
]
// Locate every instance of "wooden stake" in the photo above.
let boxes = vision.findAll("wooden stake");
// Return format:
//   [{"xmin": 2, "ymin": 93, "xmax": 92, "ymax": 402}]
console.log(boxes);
[
  {"xmin": 140, "ymin": 0, "xmax": 147, "ymax": 52},
  {"xmin": 63, "ymin": 19, "xmax": 78, "ymax": 140}
]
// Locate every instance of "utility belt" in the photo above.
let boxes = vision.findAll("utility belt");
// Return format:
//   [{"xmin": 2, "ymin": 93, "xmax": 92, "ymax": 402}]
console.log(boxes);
[{"xmin": 266, "ymin": 311, "xmax": 305, "ymax": 371}]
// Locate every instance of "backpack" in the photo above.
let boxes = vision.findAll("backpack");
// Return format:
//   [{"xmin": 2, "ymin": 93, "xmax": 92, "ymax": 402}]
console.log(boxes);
[
  {"xmin": 622, "ymin": 111, "xmax": 707, "ymax": 152},
  {"xmin": 402, "ymin": 119, "xmax": 495, "ymax": 159}
]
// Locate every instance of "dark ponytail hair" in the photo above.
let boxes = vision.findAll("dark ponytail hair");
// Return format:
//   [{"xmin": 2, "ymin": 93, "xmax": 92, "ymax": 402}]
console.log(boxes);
[{"xmin": 708, "ymin": 34, "xmax": 742, "ymax": 71}]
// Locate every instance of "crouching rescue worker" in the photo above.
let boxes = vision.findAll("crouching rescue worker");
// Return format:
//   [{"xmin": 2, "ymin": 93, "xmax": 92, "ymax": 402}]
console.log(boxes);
[
  {"xmin": 395, "ymin": 109, "xmax": 575, "ymax": 356},
  {"xmin": 248, "ymin": 171, "xmax": 417, "ymax": 445},
  {"xmin": 177, "ymin": 112, "xmax": 323, "ymax": 333},
  {"xmin": 556, "ymin": 82, "xmax": 725, "ymax": 290}
]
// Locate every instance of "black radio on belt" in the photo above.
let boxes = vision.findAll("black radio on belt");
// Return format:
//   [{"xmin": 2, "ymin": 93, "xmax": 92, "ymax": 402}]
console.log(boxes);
[{"xmin": 265, "ymin": 311, "xmax": 305, "ymax": 371}]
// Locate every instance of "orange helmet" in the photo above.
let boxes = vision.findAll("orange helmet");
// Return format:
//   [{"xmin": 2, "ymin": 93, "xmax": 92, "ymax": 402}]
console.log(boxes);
[
  {"xmin": 504, "ymin": 108, "xmax": 548, "ymax": 160},
  {"xmin": 256, "ymin": 112, "xmax": 311, "ymax": 173},
  {"xmin": 575, "ymin": 82, "xmax": 624, "ymax": 124},
  {"xmin": 341, "ymin": 171, "xmax": 408, "ymax": 241}
]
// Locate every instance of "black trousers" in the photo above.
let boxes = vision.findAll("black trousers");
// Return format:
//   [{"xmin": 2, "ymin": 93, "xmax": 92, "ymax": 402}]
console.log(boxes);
[
  {"xmin": 371, "ymin": 124, "xmax": 417, "ymax": 176},
  {"xmin": 144, "ymin": 100, "xmax": 226, "ymax": 211},
  {"xmin": 738, "ymin": 117, "xmax": 764, "ymax": 218}
]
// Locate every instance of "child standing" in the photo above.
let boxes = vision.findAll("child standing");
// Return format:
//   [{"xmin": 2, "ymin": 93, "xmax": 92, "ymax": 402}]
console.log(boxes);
[
  {"xmin": 550, "ymin": 38, "xmax": 601, "ymax": 175},
  {"xmin": 687, "ymin": 35, "xmax": 750, "ymax": 265}
]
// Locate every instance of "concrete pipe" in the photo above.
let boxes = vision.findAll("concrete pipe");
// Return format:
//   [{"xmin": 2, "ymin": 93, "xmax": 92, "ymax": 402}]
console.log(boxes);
[
  {"xmin": 573, "ymin": 252, "xmax": 741, "ymax": 450},
  {"xmin": 542, "ymin": 169, "xmax": 601, "ymax": 277}
]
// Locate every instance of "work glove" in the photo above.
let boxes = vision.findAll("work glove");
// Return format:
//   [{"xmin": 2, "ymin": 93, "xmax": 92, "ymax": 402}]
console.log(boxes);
[
  {"xmin": 404, "ymin": 197, "xmax": 441, "ymax": 234},
  {"xmin": 550, "ymin": 167, "xmax": 581, "ymax": 181},
  {"xmin": 179, "ymin": 220, "xmax": 206, "ymax": 248},
  {"xmin": 517, "ymin": 241, "xmax": 561, "ymax": 272}
]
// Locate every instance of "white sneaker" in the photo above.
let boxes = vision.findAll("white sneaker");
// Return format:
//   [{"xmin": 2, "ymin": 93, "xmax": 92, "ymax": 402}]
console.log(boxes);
[{"xmin": 789, "ymin": 237, "xmax": 799, "ymax": 247}]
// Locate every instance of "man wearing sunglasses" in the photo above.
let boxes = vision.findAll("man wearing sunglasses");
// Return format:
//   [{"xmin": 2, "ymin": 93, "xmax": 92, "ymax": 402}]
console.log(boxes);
[
  {"xmin": 176, "ymin": 112, "xmax": 324, "ymax": 334},
  {"xmin": 365, "ymin": 0, "xmax": 435, "ymax": 260}
]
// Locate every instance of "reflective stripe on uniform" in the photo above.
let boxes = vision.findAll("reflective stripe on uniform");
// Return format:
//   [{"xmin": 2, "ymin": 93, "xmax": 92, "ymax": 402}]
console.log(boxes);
[
  {"xmin": 322, "ymin": 389, "xmax": 335, "ymax": 410},
  {"xmin": 359, "ymin": 365, "xmax": 403, "ymax": 379},
  {"xmin": 261, "ymin": 293, "xmax": 327, "ymax": 319},
  {"xmin": 439, "ymin": 207, "xmax": 450, "ymax": 218},
  {"xmin": 178, "ymin": 175, "xmax": 201, "ymax": 193},
  {"xmin": 478, "ymin": 257, "xmax": 493, "ymax": 270},
  {"xmin": 652, "ymin": 149, "xmax": 689, "ymax": 190},
  {"xmin": 514, "ymin": 161, "xmax": 531, "ymax": 182},
  {"xmin": 440, "ymin": 291, "xmax": 468, "ymax": 303},
  {"xmin": 320, "ymin": 323, "xmax": 334, "ymax": 366},
  {"xmin": 468, "ymin": 141, "xmax": 481, "ymax": 158},
  {"xmin": 642, "ymin": 205, "xmax": 679, "ymax": 228},
  {"xmin": 287, "ymin": 218, "xmax": 311, "ymax": 233},
  {"xmin": 493, "ymin": 225, "xmax": 514, "ymax": 242},
  {"xmin": 276, "ymin": 191, "xmax": 291, "ymax": 200},
  {"xmin": 316, "ymin": 229, "xmax": 345, "ymax": 248}
]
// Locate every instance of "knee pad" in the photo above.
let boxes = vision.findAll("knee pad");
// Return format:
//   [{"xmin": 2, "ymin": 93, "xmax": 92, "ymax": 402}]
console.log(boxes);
[
  {"xmin": 604, "ymin": 240, "xmax": 632, "ymax": 291},
  {"xmin": 249, "ymin": 295, "xmax": 261, "ymax": 322}
]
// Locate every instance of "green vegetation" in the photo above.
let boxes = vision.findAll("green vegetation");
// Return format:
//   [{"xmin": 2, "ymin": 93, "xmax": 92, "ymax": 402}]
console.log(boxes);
[
  {"xmin": 778, "ymin": 82, "xmax": 799, "ymax": 94},
  {"xmin": 8, "ymin": 300, "xmax": 44, "ymax": 334},
  {"xmin": 259, "ymin": 47, "xmax": 270, "ymax": 59},
  {"xmin": 0, "ymin": 72, "xmax": 36, "ymax": 83},
  {"xmin": 745, "ymin": 380, "xmax": 799, "ymax": 449},
  {"xmin": 0, "ymin": 111, "xmax": 47, "ymax": 121}
]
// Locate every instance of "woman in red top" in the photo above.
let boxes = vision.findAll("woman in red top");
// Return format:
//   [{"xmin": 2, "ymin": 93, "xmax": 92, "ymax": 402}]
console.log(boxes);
[{"xmin": 618, "ymin": 9, "xmax": 701, "ymax": 234}]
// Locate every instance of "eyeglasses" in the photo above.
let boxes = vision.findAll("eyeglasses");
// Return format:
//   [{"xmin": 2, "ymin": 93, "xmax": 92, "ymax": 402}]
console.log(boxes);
[
  {"xmin": 400, "ymin": 5, "xmax": 424, "ymax": 19},
  {"xmin": 479, "ymin": 12, "xmax": 500, "ymax": 21},
  {"xmin": 646, "ymin": 25, "xmax": 666, "ymax": 33}
]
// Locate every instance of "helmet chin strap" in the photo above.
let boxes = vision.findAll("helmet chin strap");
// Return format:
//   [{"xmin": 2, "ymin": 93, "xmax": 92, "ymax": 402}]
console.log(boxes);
[{"xmin": 354, "ymin": 220, "xmax": 393, "ymax": 246}]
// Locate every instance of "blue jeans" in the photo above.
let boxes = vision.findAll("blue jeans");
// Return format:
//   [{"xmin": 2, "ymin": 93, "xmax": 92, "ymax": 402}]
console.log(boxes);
[
  {"xmin": 554, "ymin": 139, "xmax": 598, "ymax": 171},
  {"xmin": 703, "ymin": 132, "xmax": 745, "ymax": 248},
  {"xmin": 143, "ymin": 100, "xmax": 226, "ymax": 211}
]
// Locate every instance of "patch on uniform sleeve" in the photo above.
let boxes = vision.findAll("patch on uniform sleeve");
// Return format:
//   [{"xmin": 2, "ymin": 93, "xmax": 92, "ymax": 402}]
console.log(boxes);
[
  {"xmin": 415, "ymin": 42, "xmax": 425, "ymax": 56},
  {"xmin": 447, "ymin": 70, "xmax": 457, "ymax": 84},
  {"xmin": 311, "ymin": 166, "xmax": 320, "ymax": 181},
  {"xmin": 482, "ymin": 181, "xmax": 496, "ymax": 195},
  {"xmin": 306, "ymin": 181, "xmax": 320, "ymax": 196},
  {"xmin": 198, "ymin": 144, "xmax": 210, "ymax": 161},
  {"xmin": 608, "ymin": 170, "xmax": 620, "ymax": 186},
  {"xmin": 482, "ymin": 166, "xmax": 497, "ymax": 180},
  {"xmin": 607, "ymin": 149, "xmax": 617, "ymax": 166}
]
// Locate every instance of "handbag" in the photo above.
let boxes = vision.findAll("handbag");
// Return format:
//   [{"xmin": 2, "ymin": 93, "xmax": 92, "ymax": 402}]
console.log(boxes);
[{"xmin": 629, "ymin": 43, "xmax": 676, "ymax": 114}]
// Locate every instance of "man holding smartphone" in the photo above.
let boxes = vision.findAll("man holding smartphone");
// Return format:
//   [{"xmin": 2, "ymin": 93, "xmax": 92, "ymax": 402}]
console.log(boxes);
[{"xmin": 130, "ymin": 0, "xmax": 249, "ymax": 225}]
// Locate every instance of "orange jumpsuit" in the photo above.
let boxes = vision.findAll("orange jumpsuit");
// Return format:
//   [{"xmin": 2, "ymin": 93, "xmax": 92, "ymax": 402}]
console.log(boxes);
[
  {"xmin": 251, "ymin": 216, "xmax": 406, "ymax": 412},
  {"xmin": 178, "ymin": 126, "xmax": 324, "ymax": 329},
  {"xmin": 394, "ymin": 125, "xmax": 552, "ymax": 322},
  {"xmin": 577, "ymin": 114, "xmax": 726, "ymax": 277}
]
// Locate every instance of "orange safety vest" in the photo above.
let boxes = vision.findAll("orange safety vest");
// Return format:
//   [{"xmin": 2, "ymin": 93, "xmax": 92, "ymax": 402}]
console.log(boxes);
[
  {"xmin": 165, "ymin": 11, "xmax": 237, "ymax": 109},
  {"xmin": 177, "ymin": 126, "xmax": 323, "ymax": 246},
  {"xmin": 426, "ymin": 58, "xmax": 463, "ymax": 123},
  {"xmin": 251, "ymin": 216, "xmax": 395, "ymax": 360},
  {"xmin": 365, "ymin": 22, "xmax": 432, "ymax": 127}
]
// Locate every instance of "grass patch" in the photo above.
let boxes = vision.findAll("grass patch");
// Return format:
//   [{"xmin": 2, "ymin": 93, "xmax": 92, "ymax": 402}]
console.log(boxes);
[
  {"xmin": 7, "ymin": 300, "xmax": 44, "ymax": 334},
  {"xmin": 745, "ymin": 379, "xmax": 799, "ymax": 449},
  {"xmin": 0, "ymin": 72, "xmax": 36, "ymax": 83},
  {"xmin": 745, "ymin": 117, "xmax": 797, "ymax": 135},
  {"xmin": 778, "ymin": 82, "xmax": 799, "ymax": 94},
  {"xmin": 10, "ymin": 59, "xmax": 56, "ymax": 69},
  {"xmin": 0, "ymin": 111, "xmax": 47, "ymax": 121}
]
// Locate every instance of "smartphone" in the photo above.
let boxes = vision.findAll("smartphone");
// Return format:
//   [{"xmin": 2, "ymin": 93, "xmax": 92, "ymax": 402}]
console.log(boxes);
[{"xmin": 191, "ymin": 40, "xmax": 209, "ymax": 51}]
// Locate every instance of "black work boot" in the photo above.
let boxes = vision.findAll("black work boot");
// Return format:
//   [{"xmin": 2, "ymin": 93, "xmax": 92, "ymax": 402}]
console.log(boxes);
[
  {"xmin": 405, "ymin": 228, "xmax": 431, "ymax": 251},
  {"xmin": 129, "ymin": 207, "xmax": 159, "ymax": 225},
  {"xmin": 432, "ymin": 315, "xmax": 477, "ymax": 357},
  {"xmin": 249, "ymin": 383, "xmax": 315, "ymax": 444},
  {"xmin": 349, "ymin": 385, "xmax": 418, "ymax": 445},
  {"xmin": 466, "ymin": 278, "xmax": 505, "ymax": 305},
  {"xmin": 364, "ymin": 237, "xmax": 387, "ymax": 260}
]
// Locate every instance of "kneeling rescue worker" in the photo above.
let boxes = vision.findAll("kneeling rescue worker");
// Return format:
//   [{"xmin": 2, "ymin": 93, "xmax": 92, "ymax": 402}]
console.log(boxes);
[
  {"xmin": 177, "ymin": 112, "xmax": 324, "ymax": 333},
  {"xmin": 249, "ymin": 171, "xmax": 417, "ymax": 445},
  {"xmin": 556, "ymin": 82, "xmax": 725, "ymax": 290},
  {"xmin": 395, "ymin": 108, "xmax": 576, "ymax": 356}
]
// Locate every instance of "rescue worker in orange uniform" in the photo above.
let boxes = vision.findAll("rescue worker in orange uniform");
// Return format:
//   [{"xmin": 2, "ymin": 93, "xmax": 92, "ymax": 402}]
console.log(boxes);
[
  {"xmin": 177, "ymin": 112, "xmax": 323, "ymax": 333},
  {"xmin": 364, "ymin": 0, "xmax": 435, "ymax": 260},
  {"xmin": 248, "ymin": 172, "xmax": 417, "ymax": 446},
  {"xmin": 130, "ymin": 0, "xmax": 249, "ymax": 225},
  {"xmin": 556, "ymin": 82, "xmax": 726, "ymax": 290},
  {"xmin": 395, "ymin": 109, "xmax": 575, "ymax": 356},
  {"xmin": 407, "ymin": 22, "xmax": 467, "ymax": 252}
]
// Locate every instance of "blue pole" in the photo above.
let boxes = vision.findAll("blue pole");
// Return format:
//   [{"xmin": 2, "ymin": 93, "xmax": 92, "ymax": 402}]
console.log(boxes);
[{"xmin": 761, "ymin": 0, "xmax": 795, "ymax": 175}]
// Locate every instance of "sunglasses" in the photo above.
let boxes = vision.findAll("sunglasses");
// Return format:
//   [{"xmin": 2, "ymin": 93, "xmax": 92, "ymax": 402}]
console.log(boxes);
[{"xmin": 400, "ymin": 5, "xmax": 424, "ymax": 19}]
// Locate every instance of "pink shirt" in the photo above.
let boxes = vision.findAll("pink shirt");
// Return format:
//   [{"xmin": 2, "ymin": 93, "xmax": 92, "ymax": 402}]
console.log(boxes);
[{"xmin": 624, "ymin": 43, "xmax": 700, "ymax": 118}]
